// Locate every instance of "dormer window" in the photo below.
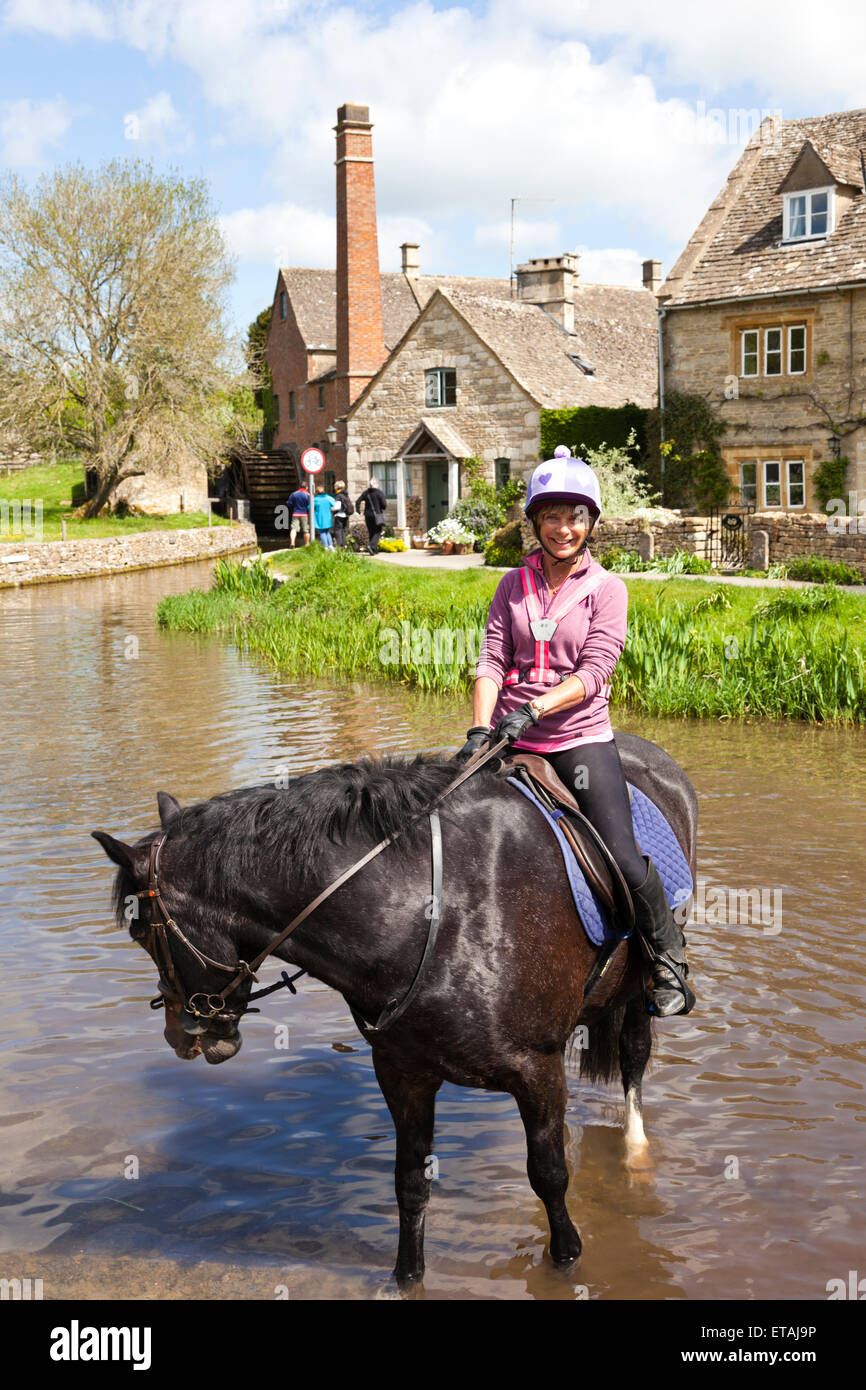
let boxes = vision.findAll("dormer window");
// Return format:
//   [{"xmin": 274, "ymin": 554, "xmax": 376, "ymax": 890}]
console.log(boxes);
[{"xmin": 783, "ymin": 187, "xmax": 834, "ymax": 241}]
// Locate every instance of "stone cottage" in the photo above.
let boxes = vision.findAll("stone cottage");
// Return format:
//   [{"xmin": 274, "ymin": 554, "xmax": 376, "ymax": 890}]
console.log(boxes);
[
  {"xmin": 266, "ymin": 103, "xmax": 659, "ymax": 536},
  {"xmin": 659, "ymin": 108, "xmax": 866, "ymax": 515}
]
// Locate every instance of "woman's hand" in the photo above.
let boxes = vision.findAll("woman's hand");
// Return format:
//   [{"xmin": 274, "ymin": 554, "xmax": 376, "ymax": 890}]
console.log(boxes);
[
  {"xmin": 492, "ymin": 703, "xmax": 539, "ymax": 744},
  {"xmin": 454, "ymin": 725, "xmax": 492, "ymax": 763}
]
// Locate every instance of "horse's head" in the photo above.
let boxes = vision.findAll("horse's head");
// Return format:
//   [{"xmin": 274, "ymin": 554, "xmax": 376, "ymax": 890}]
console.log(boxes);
[{"xmin": 92, "ymin": 793, "xmax": 253, "ymax": 1065}]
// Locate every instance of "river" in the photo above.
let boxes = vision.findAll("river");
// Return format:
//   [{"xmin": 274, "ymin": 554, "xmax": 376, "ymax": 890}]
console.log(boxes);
[{"xmin": 1, "ymin": 560, "xmax": 864, "ymax": 1301}]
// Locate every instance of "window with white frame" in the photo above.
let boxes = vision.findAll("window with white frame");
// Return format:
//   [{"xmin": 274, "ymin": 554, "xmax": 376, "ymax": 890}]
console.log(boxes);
[
  {"xmin": 740, "ymin": 325, "xmax": 807, "ymax": 377},
  {"xmin": 740, "ymin": 461, "xmax": 758, "ymax": 506},
  {"xmin": 425, "ymin": 368, "xmax": 456, "ymax": 407},
  {"xmin": 787, "ymin": 460, "xmax": 805, "ymax": 508},
  {"xmin": 783, "ymin": 187, "xmax": 834, "ymax": 241}
]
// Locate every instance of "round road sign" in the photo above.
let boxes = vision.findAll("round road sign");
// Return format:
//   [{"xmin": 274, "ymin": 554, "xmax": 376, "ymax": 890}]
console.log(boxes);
[{"xmin": 301, "ymin": 448, "xmax": 326, "ymax": 475}]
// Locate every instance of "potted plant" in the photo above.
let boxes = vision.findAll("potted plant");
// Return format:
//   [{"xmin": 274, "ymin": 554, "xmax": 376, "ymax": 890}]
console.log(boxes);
[{"xmin": 427, "ymin": 517, "xmax": 477, "ymax": 554}]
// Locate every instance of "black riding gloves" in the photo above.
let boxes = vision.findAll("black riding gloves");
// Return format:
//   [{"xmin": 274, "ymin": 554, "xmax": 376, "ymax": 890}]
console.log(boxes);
[
  {"xmin": 492, "ymin": 702, "xmax": 539, "ymax": 744},
  {"xmin": 454, "ymin": 726, "xmax": 492, "ymax": 763}
]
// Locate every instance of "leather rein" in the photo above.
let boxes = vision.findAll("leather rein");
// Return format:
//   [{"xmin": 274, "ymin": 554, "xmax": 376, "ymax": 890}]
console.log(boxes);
[{"xmin": 137, "ymin": 739, "xmax": 508, "ymax": 1034}]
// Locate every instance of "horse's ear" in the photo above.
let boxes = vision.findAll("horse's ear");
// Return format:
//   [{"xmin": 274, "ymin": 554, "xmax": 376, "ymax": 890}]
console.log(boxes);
[
  {"xmin": 157, "ymin": 791, "xmax": 182, "ymax": 829},
  {"xmin": 91, "ymin": 831, "xmax": 138, "ymax": 875}
]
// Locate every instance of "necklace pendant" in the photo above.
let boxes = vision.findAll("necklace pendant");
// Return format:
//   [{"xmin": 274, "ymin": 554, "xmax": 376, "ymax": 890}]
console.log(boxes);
[{"xmin": 530, "ymin": 617, "xmax": 558, "ymax": 642}]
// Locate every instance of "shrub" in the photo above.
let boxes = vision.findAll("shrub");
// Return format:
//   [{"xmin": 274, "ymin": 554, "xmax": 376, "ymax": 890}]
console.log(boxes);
[
  {"xmin": 448, "ymin": 495, "xmax": 505, "ymax": 545},
  {"xmin": 784, "ymin": 554, "xmax": 863, "ymax": 585},
  {"xmin": 582, "ymin": 432, "xmax": 660, "ymax": 518},
  {"xmin": 812, "ymin": 456, "xmax": 849, "ymax": 511},
  {"xmin": 377, "ymin": 537, "xmax": 407, "ymax": 552},
  {"xmin": 483, "ymin": 519, "xmax": 524, "ymax": 567},
  {"xmin": 599, "ymin": 547, "xmax": 647, "ymax": 573}
]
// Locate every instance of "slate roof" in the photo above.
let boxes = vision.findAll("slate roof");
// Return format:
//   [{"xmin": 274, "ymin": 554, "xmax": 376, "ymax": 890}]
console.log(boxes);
[
  {"xmin": 660, "ymin": 108, "xmax": 866, "ymax": 307},
  {"xmin": 278, "ymin": 268, "xmax": 513, "ymax": 351},
  {"xmin": 439, "ymin": 284, "xmax": 657, "ymax": 409}
]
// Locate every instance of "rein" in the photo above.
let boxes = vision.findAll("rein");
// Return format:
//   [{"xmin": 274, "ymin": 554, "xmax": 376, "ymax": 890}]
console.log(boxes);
[{"xmin": 139, "ymin": 738, "xmax": 508, "ymax": 1031}]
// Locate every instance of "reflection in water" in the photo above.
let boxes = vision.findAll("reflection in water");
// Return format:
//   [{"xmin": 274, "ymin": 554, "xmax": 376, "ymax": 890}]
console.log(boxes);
[{"xmin": 1, "ymin": 562, "xmax": 865, "ymax": 1300}]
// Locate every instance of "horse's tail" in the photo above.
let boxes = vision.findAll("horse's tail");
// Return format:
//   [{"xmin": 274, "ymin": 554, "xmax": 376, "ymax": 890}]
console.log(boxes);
[{"xmin": 571, "ymin": 1004, "xmax": 627, "ymax": 1085}]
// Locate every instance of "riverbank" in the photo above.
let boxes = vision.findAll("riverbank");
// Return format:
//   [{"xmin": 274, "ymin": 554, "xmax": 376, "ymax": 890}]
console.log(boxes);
[
  {"xmin": 0, "ymin": 522, "xmax": 257, "ymax": 588},
  {"xmin": 156, "ymin": 548, "xmax": 866, "ymax": 723}
]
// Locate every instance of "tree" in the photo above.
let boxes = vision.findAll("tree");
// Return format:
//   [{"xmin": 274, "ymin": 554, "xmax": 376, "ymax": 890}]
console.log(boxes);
[{"xmin": 0, "ymin": 159, "xmax": 252, "ymax": 515}]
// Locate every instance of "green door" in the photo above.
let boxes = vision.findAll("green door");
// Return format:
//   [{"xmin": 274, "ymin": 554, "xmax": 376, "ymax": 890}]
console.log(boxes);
[{"xmin": 426, "ymin": 460, "xmax": 450, "ymax": 531}]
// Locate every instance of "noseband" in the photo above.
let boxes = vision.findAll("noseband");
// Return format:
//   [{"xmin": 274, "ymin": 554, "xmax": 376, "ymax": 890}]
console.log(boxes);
[{"xmin": 137, "ymin": 836, "xmax": 302, "ymax": 1025}]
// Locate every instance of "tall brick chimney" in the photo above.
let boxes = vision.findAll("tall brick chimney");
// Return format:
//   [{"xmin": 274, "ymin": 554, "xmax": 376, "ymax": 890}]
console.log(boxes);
[{"xmin": 335, "ymin": 103, "xmax": 386, "ymax": 419}]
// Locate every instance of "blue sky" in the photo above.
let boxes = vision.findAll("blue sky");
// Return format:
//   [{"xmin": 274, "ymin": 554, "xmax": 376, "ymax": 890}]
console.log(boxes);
[{"xmin": 2, "ymin": 0, "xmax": 864, "ymax": 353}]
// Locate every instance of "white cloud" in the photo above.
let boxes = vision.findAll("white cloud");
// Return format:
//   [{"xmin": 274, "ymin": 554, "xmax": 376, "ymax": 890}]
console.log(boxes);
[
  {"xmin": 474, "ymin": 219, "xmax": 561, "ymax": 254},
  {"xmin": 0, "ymin": 97, "xmax": 73, "ymax": 166},
  {"xmin": 219, "ymin": 200, "xmax": 435, "ymax": 272},
  {"xmin": 123, "ymin": 91, "xmax": 192, "ymax": 150},
  {"xmin": 575, "ymin": 247, "xmax": 646, "ymax": 286},
  {"xmin": 3, "ymin": 0, "xmax": 112, "ymax": 40}
]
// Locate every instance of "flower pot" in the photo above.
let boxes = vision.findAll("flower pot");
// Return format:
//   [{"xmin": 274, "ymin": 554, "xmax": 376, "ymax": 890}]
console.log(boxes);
[
  {"xmin": 411, "ymin": 536, "xmax": 427, "ymax": 549},
  {"xmin": 453, "ymin": 543, "xmax": 468, "ymax": 555},
  {"xmin": 441, "ymin": 540, "xmax": 454, "ymax": 554}
]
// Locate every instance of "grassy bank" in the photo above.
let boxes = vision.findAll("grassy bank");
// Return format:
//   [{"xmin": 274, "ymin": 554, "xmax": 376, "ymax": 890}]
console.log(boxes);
[
  {"xmin": 156, "ymin": 548, "xmax": 866, "ymax": 723},
  {"xmin": 0, "ymin": 461, "xmax": 229, "ymax": 541}
]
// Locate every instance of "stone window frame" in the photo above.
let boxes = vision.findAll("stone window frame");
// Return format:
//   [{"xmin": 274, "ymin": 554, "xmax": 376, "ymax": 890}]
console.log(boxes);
[
  {"xmin": 371, "ymin": 461, "xmax": 398, "ymax": 499},
  {"xmin": 318, "ymin": 384, "xmax": 326, "ymax": 409},
  {"xmin": 288, "ymin": 391, "xmax": 296, "ymax": 421},
  {"xmin": 494, "ymin": 457, "xmax": 511, "ymax": 489},
  {"xmin": 279, "ymin": 289, "xmax": 288, "ymax": 320},
  {"xmin": 728, "ymin": 311, "xmax": 813, "ymax": 381},
  {"xmin": 733, "ymin": 454, "xmax": 809, "ymax": 510},
  {"xmin": 782, "ymin": 186, "xmax": 835, "ymax": 242},
  {"xmin": 425, "ymin": 367, "xmax": 457, "ymax": 408}
]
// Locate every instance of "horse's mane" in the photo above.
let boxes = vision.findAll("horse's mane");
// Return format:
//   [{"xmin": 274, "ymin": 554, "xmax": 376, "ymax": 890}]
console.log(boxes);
[{"xmin": 114, "ymin": 753, "xmax": 495, "ymax": 923}]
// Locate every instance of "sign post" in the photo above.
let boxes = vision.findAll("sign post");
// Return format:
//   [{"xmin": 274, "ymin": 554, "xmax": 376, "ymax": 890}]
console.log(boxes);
[{"xmin": 301, "ymin": 448, "xmax": 326, "ymax": 544}]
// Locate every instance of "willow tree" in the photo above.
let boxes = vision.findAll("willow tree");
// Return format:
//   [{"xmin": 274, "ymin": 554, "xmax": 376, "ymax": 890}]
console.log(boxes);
[{"xmin": 0, "ymin": 159, "xmax": 249, "ymax": 515}]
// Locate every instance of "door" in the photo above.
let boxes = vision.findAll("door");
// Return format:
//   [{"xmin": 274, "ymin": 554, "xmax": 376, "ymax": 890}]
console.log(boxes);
[{"xmin": 426, "ymin": 460, "xmax": 450, "ymax": 531}]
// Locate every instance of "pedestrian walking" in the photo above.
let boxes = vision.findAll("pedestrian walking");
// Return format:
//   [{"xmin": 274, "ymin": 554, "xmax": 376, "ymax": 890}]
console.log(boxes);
[
  {"xmin": 287, "ymin": 483, "xmax": 311, "ymax": 547},
  {"xmin": 356, "ymin": 477, "xmax": 387, "ymax": 554},
  {"xmin": 313, "ymin": 484, "xmax": 337, "ymax": 549},
  {"xmin": 331, "ymin": 481, "xmax": 354, "ymax": 549}
]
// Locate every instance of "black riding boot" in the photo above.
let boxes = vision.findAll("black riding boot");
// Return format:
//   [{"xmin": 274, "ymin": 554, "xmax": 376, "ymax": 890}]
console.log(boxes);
[{"xmin": 631, "ymin": 855, "xmax": 695, "ymax": 1017}]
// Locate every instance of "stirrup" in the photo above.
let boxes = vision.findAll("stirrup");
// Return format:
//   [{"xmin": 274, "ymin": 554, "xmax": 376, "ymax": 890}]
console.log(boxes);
[{"xmin": 647, "ymin": 954, "xmax": 695, "ymax": 1017}]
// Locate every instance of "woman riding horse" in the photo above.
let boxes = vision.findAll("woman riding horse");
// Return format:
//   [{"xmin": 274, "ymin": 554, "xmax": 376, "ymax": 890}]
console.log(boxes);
[{"xmin": 457, "ymin": 445, "xmax": 695, "ymax": 1017}]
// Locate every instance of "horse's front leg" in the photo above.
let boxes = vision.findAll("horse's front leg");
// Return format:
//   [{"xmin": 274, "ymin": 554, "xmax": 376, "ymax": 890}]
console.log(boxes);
[
  {"xmin": 512, "ymin": 1052, "xmax": 582, "ymax": 1265},
  {"xmin": 372, "ymin": 1048, "xmax": 441, "ymax": 1288}
]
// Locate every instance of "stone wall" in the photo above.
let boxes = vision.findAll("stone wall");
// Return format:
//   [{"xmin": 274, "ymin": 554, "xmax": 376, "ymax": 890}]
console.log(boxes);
[
  {"xmin": 0, "ymin": 522, "xmax": 257, "ymax": 588},
  {"xmin": 346, "ymin": 294, "xmax": 541, "ymax": 507},
  {"xmin": 750, "ymin": 511, "xmax": 866, "ymax": 573},
  {"xmin": 519, "ymin": 512, "xmax": 712, "ymax": 558},
  {"xmin": 662, "ymin": 286, "xmax": 866, "ymax": 507}
]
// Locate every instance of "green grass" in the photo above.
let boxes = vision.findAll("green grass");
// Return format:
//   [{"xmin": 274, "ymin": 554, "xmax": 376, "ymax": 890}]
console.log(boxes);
[
  {"xmin": 0, "ymin": 461, "xmax": 230, "ymax": 541},
  {"xmin": 156, "ymin": 548, "xmax": 866, "ymax": 724}
]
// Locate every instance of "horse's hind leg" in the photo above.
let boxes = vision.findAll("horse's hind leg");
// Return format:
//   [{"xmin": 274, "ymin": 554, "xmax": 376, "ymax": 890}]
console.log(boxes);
[
  {"xmin": 512, "ymin": 1053, "xmax": 582, "ymax": 1265},
  {"xmin": 620, "ymin": 995, "xmax": 652, "ymax": 1157},
  {"xmin": 372, "ymin": 1049, "xmax": 441, "ymax": 1288}
]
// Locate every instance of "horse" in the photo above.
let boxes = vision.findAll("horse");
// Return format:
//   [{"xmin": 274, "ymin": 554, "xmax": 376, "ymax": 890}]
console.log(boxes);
[{"xmin": 92, "ymin": 729, "xmax": 697, "ymax": 1288}]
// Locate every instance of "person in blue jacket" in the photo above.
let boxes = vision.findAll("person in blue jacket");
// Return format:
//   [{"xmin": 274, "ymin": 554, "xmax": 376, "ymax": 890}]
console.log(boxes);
[{"xmin": 313, "ymin": 485, "xmax": 337, "ymax": 548}]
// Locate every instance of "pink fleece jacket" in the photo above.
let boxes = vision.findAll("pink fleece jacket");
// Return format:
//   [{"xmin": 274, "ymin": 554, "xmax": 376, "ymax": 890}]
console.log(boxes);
[{"xmin": 475, "ymin": 547, "xmax": 628, "ymax": 751}]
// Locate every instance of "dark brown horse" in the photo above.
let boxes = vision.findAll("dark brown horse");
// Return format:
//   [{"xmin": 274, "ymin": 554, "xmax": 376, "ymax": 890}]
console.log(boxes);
[{"xmin": 92, "ymin": 729, "xmax": 697, "ymax": 1287}]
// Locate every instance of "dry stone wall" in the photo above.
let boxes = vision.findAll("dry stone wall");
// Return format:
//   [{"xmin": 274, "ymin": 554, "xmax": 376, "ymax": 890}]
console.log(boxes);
[{"xmin": 0, "ymin": 522, "xmax": 257, "ymax": 588}]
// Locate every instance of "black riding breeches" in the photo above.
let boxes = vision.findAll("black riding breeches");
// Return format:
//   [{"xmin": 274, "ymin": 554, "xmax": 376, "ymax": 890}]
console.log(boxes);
[{"xmin": 545, "ymin": 740, "xmax": 648, "ymax": 890}]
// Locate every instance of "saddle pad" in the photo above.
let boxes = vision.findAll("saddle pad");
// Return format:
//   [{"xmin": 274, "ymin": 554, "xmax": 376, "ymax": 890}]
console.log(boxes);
[{"xmin": 507, "ymin": 777, "xmax": 693, "ymax": 946}]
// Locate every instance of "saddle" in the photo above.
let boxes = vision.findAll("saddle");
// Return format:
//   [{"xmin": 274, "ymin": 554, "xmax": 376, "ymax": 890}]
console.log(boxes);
[{"xmin": 497, "ymin": 751, "xmax": 636, "ymax": 934}]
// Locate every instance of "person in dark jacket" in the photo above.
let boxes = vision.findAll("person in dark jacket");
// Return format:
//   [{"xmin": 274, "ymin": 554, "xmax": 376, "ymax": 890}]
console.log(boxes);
[
  {"xmin": 331, "ymin": 481, "xmax": 354, "ymax": 549},
  {"xmin": 356, "ymin": 478, "xmax": 387, "ymax": 554}
]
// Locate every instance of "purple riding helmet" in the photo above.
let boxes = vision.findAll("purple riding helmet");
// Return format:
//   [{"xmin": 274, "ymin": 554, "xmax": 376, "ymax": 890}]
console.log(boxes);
[{"xmin": 524, "ymin": 444, "xmax": 602, "ymax": 521}]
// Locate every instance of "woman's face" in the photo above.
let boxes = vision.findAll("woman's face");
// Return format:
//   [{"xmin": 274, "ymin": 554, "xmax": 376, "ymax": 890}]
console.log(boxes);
[{"xmin": 537, "ymin": 505, "xmax": 592, "ymax": 561}]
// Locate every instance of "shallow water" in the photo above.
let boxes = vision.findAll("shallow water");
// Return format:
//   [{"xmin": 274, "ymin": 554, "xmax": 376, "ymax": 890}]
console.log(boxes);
[{"xmin": 1, "ymin": 562, "xmax": 864, "ymax": 1300}]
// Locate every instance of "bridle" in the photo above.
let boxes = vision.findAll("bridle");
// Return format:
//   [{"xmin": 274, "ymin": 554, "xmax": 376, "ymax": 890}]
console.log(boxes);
[
  {"xmin": 137, "ymin": 836, "xmax": 303, "ymax": 1026},
  {"xmin": 135, "ymin": 738, "xmax": 509, "ymax": 1034}
]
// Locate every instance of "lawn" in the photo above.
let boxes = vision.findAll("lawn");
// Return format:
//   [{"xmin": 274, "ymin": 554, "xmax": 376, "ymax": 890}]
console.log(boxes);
[
  {"xmin": 156, "ymin": 547, "xmax": 866, "ymax": 724},
  {"xmin": 0, "ymin": 461, "xmax": 230, "ymax": 542}
]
